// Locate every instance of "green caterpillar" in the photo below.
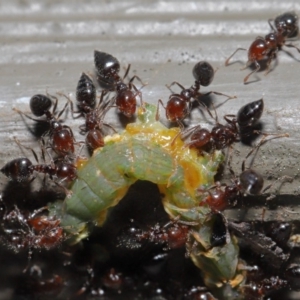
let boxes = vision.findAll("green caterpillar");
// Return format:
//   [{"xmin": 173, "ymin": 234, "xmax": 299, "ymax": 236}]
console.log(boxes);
[{"xmin": 49, "ymin": 103, "xmax": 245, "ymax": 299}]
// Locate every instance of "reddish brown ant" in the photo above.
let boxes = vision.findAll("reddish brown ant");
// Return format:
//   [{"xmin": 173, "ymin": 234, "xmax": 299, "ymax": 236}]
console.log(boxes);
[
  {"xmin": 13, "ymin": 94, "xmax": 76, "ymax": 157},
  {"xmin": 225, "ymin": 12, "xmax": 300, "ymax": 83},
  {"xmin": 0, "ymin": 205, "xmax": 64, "ymax": 268},
  {"xmin": 198, "ymin": 132, "xmax": 289, "ymax": 211},
  {"xmin": 0, "ymin": 139, "xmax": 77, "ymax": 196},
  {"xmin": 94, "ymin": 50, "xmax": 146, "ymax": 117},
  {"xmin": 184, "ymin": 99, "xmax": 264, "ymax": 151},
  {"xmin": 137, "ymin": 218, "xmax": 194, "ymax": 250},
  {"xmin": 157, "ymin": 61, "xmax": 235, "ymax": 125}
]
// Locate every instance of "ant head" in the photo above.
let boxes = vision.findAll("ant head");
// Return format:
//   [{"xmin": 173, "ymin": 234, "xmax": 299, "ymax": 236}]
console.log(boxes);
[
  {"xmin": 76, "ymin": 73, "xmax": 96, "ymax": 109},
  {"xmin": 94, "ymin": 50, "xmax": 120, "ymax": 86},
  {"xmin": 237, "ymin": 99, "xmax": 264, "ymax": 128},
  {"xmin": 275, "ymin": 11, "xmax": 299, "ymax": 38},
  {"xmin": 30, "ymin": 95, "xmax": 52, "ymax": 117},
  {"xmin": 192, "ymin": 61, "xmax": 214, "ymax": 87}
]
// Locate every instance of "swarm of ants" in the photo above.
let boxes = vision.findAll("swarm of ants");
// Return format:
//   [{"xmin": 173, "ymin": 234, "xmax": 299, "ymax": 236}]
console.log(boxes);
[{"xmin": 0, "ymin": 11, "xmax": 300, "ymax": 300}]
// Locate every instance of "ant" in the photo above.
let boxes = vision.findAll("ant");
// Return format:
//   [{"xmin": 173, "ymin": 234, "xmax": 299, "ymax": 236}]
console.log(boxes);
[
  {"xmin": 137, "ymin": 217, "xmax": 198, "ymax": 250},
  {"xmin": 183, "ymin": 98, "xmax": 264, "ymax": 151},
  {"xmin": 198, "ymin": 132, "xmax": 289, "ymax": 211},
  {"xmin": 0, "ymin": 205, "xmax": 64, "ymax": 271},
  {"xmin": 94, "ymin": 50, "xmax": 145, "ymax": 118},
  {"xmin": 156, "ymin": 61, "xmax": 236, "ymax": 125},
  {"xmin": 0, "ymin": 139, "xmax": 77, "ymax": 195},
  {"xmin": 13, "ymin": 94, "xmax": 76, "ymax": 157},
  {"xmin": 62, "ymin": 75, "xmax": 115, "ymax": 151},
  {"xmin": 225, "ymin": 11, "xmax": 300, "ymax": 83}
]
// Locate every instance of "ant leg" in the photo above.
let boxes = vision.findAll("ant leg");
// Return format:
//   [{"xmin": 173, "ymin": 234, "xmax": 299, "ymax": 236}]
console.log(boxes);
[
  {"xmin": 128, "ymin": 74, "xmax": 147, "ymax": 86},
  {"xmin": 170, "ymin": 120, "xmax": 185, "ymax": 146},
  {"xmin": 131, "ymin": 83, "xmax": 145, "ymax": 112},
  {"xmin": 57, "ymin": 100, "xmax": 70, "ymax": 119},
  {"xmin": 264, "ymin": 51, "xmax": 277, "ymax": 76},
  {"xmin": 13, "ymin": 137, "xmax": 40, "ymax": 163},
  {"xmin": 123, "ymin": 64, "xmax": 131, "ymax": 80},
  {"xmin": 284, "ymin": 43, "xmax": 300, "ymax": 53},
  {"xmin": 243, "ymin": 60, "xmax": 260, "ymax": 83},
  {"xmin": 156, "ymin": 99, "xmax": 166, "ymax": 121},
  {"xmin": 201, "ymin": 91, "xmax": 237, "ymax": 102},
  {"xmin": 225, "ymin": 48, "xmax": 247, "ymax": 66},
  {"xmin": 268, "ymin": 18, "xmax": 276, "ymax": 31},
  {"xmin": 58, "ymin": 92, "xmax": 83, "ymax": 119},
  {"xmin": 165, "ymin": 81, "xmax": 185, "ymax": 92},
  {"xmin": 13, "ymin": 108, "xmax": 48, "ymax": 124}
]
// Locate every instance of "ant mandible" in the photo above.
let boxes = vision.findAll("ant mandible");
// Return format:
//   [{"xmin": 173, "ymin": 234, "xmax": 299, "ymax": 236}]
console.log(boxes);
[
  {"xmin": 225, "ymin": 11, "xmax": 300, "ymax": 83},
  {"xmin": 184, "ymin": 98, "xmax": 264, "ymax": 151},
  {"xmin": 157, "ymin": 61, "xmax": 236, "ymax": 125},
  {"xmin": 94, "ymin": 50, "xmax": 145, "ymax": 118},
  {"xmin": 13, "ymin": 94, "xmax": 76, "ymax": 157}
]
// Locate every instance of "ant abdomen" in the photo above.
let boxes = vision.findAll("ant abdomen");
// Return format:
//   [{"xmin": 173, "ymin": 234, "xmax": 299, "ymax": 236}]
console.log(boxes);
[
  {"xmin": 237, "ymin": 99, "xmax": 264, "ymax": 127},
  {"xmin": 192, "ymin": 61, "xmax": 214, "ymax": 86},
  {"xmin": 1, "ymin": 158, "xmax": 33, "ymax": 182},
  {"xmin": 30, "ymin": 95, "xmax": 52, "ymax": 117},
  {"xmin": 94, "ymin": 50, "xmax": 120, "ymax": 88},
  {"xmin": 274, "ymin": 11, "xmax": 299, "ymax": 38},
  {"xmin": 76, "ymin": 73, "xmax": 96, "ymax": 110},
  {"xmin": 239, "ymin": 169, "xmax": 264, "ymax": 195}
]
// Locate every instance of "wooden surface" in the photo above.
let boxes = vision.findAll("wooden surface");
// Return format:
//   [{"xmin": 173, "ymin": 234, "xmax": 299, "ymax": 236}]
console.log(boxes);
[{"xmin": 0, "ymin": 1, "xmax": 300, "ymax": 216}]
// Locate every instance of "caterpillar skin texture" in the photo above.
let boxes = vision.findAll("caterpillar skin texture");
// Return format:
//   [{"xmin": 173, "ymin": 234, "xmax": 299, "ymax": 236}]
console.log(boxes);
[{"xmin": 49, "ymin": 103, "xmax": 245, "ymax": 299}]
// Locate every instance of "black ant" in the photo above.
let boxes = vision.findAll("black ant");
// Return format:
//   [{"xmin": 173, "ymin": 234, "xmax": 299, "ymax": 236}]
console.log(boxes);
[
  {"xmin": 94, "ymin": 50, "xmax": 145, "ymax": 118},
  {"xmin": 225, "ymin": 11, "xmax": 300, "ymax": 83},
  {"xmin": 13, "ymin": 94, "xmax": 76, "ymax": 157},
  {"xmin": 156, "ymin": 61, "xmax": 236, "ymax": 125},
  {"xmin": 184, "ymin": 98, "xmax": 264, "ymax": 151}
]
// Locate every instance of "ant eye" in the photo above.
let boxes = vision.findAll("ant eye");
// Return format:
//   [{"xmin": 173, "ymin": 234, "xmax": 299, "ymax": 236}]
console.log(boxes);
[{"xmin": 192, "ymin": 61, "xmax": 214, "ymax": 86}]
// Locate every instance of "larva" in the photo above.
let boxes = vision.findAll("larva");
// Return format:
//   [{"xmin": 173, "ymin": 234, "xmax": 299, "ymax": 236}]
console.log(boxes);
[{"xmin": 49, "ymin": 103, "xmax": 244, "ymax": 297}]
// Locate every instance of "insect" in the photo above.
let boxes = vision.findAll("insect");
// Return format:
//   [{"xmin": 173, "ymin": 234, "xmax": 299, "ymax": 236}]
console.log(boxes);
[
  {"xmin": 13, "ymin": 94, "xmax": 76, "ymax": 157},
  {"xmin": 94, "ymin": 50, "xmax": 145, "ymax": 117},
  {"xmin": 183, "ymin": 99, "xmax": 264, "ymax": 151},
  {"xmin": 157, "ymin": 61, "xmax": 235, "ymax": 124},
  {"xmin": 225, "ymin": 11, "xmax": 300, "ymax": 83},
  {"xmin": 198, "ymin": 129, "xmax": 289, "ymax": 212},
  {"xmin": 48, "ymin": 103, "xmax": 251, "ymax": 299},
  {"xmin": 0, "ymin": 205, "xmax": 64, "ymax": 254}
]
